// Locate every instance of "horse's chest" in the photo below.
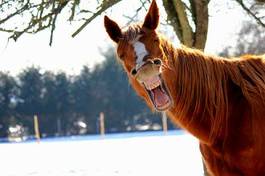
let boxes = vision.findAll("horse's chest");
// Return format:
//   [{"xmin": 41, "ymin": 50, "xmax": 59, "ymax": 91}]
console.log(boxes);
[{"xmin": 201, "ymin": 143, "xmax": 259, "ymax": 175}]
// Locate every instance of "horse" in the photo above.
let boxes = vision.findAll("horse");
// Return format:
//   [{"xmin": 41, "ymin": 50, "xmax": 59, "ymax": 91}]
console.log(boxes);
[{"xmin": 104, "ymin": 0, "xmax": 265, "ymax": 175}]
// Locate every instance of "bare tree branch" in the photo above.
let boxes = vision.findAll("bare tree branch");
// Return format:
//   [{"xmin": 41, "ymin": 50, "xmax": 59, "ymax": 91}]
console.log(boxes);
[
  {"xmin": 123, "ymin": 0, "xmax": 149, "ymax": 25},
  {"xmin": 0, "ymin": 27, "xmax": 14, "ymax": 33},
  {"xmin": 255, "ymin": 0, "xmax": 265, "ymax": 3},
  {"xmin": 69, "ymin": 0, "xmax": 80, "ymax": 21},
  {"xmin": 72, "ymin": 0, "xmax": 123, "ymax": 38},
  {"xmin": 235, "ymin": 0, "xmax": 265, "ymax": 28},
  {"xmin": 0, "ymin": 0, "xmax": 30, "ymax": 24},
  {"xmin": 8, "ymin": 1, "xmax": 69, "ymax": 43},
  {"xmin": 49, "ymin": 1, "xmax": 58, "ymax": 46}
]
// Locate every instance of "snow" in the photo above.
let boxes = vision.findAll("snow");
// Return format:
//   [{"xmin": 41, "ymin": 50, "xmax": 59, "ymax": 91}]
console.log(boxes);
[{"xmin": 0, "ymin": 131, "xmax": 204, "ymax": 176}]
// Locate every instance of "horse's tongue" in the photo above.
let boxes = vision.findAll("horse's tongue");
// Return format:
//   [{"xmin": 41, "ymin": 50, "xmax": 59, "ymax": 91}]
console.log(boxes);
[{"xmin": 152, "ymin": 87, "xmax": 169, "ymax": 107}]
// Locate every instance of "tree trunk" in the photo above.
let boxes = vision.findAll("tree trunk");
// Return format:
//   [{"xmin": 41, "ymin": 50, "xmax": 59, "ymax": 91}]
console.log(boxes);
[
  {"xmin": 190, "ymin": 0, "xmax": 209, "ymax": 49},
  {"xmin": 162, "ymin": 0, "xmax": 209, "ymax": 50}
]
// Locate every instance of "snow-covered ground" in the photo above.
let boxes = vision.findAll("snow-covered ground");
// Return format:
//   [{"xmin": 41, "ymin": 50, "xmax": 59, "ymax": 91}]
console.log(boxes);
[{"xmin": 0, "ymin": 131, "xmax": 203, "ymax": 176}]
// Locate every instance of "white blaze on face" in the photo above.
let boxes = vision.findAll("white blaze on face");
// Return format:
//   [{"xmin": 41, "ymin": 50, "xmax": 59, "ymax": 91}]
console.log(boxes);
[{"xmin": 132, "ymin": 41, "xmax": 149, "ymax": 71}]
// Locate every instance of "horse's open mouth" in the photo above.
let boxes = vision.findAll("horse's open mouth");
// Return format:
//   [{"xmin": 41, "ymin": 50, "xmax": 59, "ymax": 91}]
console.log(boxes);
[{"xmin": 143, "ymin": 75, "xmax": 172, "ymax": 111}]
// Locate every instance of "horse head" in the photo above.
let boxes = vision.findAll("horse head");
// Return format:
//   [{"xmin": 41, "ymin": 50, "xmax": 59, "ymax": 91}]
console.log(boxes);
[{"xmin": 104, "ymin": 0, "xmax": 172, "ymax": 111}]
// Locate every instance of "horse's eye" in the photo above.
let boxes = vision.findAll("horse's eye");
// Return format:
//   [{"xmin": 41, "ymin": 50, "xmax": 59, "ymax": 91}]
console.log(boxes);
[
  {"xmin": 131, "ymin": 68, "xmax": 137, "ymax": 76},
  {"xmin": 154, "ymin": 59, "xmax": 162, "ymax": 65},
  {"xmin": 154, "ymin": 38, "xmax": 159, "ymax": 42}
]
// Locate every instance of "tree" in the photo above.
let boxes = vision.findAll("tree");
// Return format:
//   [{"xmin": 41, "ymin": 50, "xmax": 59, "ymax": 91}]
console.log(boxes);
[
  {"xmin": 0, "ymin": 72, "xmax": 18, "ymax": 137},
  {"xmin": 71, "ymin": 66, "xmax": 96, "ymax": 133},
  {"xmin": 220, "ymin": 20, "xmax": 265, "ymax": 57},
  {"xmin": 0, "ymin": 0, "xmax": 264, "ymax": 49},
  {"xmin": 42, "ymin": 71, "xmax": 57, "ymax": 115},
  {"xmin": 16, "ymin": 67, "xmax": 44, "ymax": 134},
  {"xmin": 72, "ymin": 66, "xmax": 92, "ymax": 116},
  {"xmin": 42, "ymin": 71, "xmax": 73, "ymax": 136},
  {"xmin": 41, "ymin": 71, "xmax": 59, "ymax": 136},
  {"xmin": 53, "ymin": 72, "xmax": 72, "ymax": 135}
]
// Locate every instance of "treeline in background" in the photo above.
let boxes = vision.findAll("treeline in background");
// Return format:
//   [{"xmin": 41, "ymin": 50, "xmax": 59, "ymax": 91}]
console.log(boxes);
[{"xmin": 0, "ymin": 50, "xmax": 176, "ymax": 140}]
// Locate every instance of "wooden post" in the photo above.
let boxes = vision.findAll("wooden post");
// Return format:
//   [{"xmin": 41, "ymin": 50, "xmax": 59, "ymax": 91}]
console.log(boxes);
[
  {"xmin": 99, "ymin": 112, "xmax": 105, "ymax": 136},
  {"xmin": 57, "ymin": 117, "xmax": 62, "ymax": 136},
  {"xmin": 34, "ymin": 115, "xmax": 41, "ymax": 143},
  {"xmin": 162, "ymin": 112, "xmax": 168, "ymax": 134}
]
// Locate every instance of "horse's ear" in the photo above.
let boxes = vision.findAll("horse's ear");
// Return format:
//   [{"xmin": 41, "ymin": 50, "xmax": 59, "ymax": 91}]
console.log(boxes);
[
  {"xmin": 143, "ymin": 0, "xmax": 159, "ymax": 30},
  {"xmin": 104, "ymin": 16, "xmax": 122, "ymax": 43}
]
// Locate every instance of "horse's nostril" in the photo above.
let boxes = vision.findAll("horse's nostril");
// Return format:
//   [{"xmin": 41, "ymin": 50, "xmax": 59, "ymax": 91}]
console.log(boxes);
[
  {"xmin": 154, "ymin": 59, "xmax": 162, "ymax": 65},
  {"xmin": 131, "ymin": 68, "xmax": 137, "ymax": 76}
]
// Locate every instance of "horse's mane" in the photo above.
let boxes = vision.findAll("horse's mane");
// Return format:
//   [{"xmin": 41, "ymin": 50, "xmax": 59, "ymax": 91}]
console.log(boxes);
[
  {"xmin": 160, "ymin": 37, "xmax": 265, "ymax": 153},
  {"xmin": 162, "ymin": 41, "xmax": 230, "ymax": 141}
]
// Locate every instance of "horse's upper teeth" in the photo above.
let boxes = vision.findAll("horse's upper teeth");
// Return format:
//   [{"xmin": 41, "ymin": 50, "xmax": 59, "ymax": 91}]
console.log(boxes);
[{"xmin": 145, "ymin": 80, "xmax": 161, "ymax": 90}]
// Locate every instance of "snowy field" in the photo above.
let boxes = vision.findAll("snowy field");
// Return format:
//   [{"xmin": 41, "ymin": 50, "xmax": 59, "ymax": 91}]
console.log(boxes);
[{"xmin": 0, "ymin": 131, "xmax": 203, "ymax": 176}]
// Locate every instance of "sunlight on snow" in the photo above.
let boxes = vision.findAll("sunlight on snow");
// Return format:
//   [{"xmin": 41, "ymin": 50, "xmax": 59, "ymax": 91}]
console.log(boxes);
[{"xmin": 0, "ymin": 133, "xmax": 203, "ymax": 176}]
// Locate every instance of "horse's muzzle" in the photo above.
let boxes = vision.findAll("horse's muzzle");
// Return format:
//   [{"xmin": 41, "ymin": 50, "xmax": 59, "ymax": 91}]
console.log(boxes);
[
  {"xmin": 132, "ymin": 59, "xmax": 162, "ymax": 83},
  {"xmin": 131, "ymin": 58, "xmax": 172, "ymax": 111}
]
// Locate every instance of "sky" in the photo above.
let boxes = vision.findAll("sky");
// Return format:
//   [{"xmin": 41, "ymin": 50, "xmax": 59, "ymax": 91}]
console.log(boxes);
[{"xmin": 0, "ymin": 0, "xmax": 247, "ymax": 76}]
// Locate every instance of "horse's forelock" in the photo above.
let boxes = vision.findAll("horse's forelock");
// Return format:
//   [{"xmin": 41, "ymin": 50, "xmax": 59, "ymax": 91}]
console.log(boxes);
[{"xmin": 121, "ymin": 24, "xmax": 142, "ymax": 43}]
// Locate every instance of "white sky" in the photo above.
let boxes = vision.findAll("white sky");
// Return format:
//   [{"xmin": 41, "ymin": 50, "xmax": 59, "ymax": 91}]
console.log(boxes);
[{"xmin": 0, "ymin": 0, "xmax": 247, "ymax": 76}]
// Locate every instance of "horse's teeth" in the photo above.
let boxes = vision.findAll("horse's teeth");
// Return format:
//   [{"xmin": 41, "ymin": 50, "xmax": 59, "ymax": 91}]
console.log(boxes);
[
  {"xmin": 144, "ymin": 77, "xmax": 161, "ymax": 90},
  {"xmin": 153, "ymin": 83, "xmax": 158, "ymax": 89},
  {"xmin": 147, "ymin": 81, "xmax": 160, "ymax": 90}
]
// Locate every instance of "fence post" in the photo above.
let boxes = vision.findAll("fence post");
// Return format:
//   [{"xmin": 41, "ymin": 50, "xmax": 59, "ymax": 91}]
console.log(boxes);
[
  {"xmin": 34, "ymin": 115, "xmax": 41, "ymax": 143},
  {"xmin": 162, "ymin": 112, "xmax": 168, "ymax": 134},
  {"xmin": 99, "ymin": 112, "xmax": 105, "ymax": 136}
]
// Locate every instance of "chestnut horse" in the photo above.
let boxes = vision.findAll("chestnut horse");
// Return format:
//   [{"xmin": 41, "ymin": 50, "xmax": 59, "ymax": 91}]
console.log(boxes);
[{"xmin": 104, "ymin": 0, "xmax": 265, "ymax": 175}]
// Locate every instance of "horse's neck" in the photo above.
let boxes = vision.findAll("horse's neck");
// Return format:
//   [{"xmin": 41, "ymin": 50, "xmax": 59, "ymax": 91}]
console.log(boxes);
[{"xmin": 161, "ymin": 42, "xmax": 229, "ymax": 144}]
